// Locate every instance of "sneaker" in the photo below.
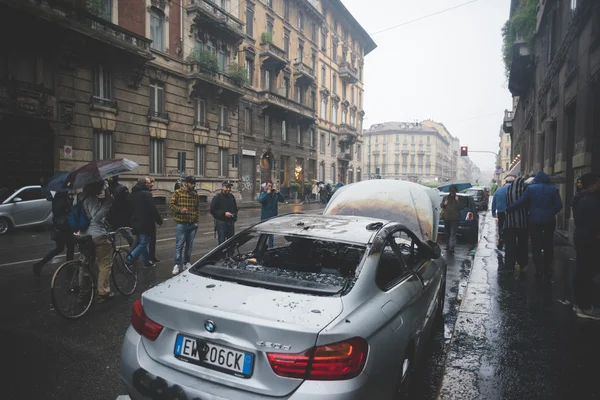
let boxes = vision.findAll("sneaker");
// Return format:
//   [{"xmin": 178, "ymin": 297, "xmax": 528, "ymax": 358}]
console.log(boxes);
[
  {"xmin": 97, "ymin": 292, "xmax": 115, "ymax": 304},
  {"xmin": 573, "ymin": 304, "xmax": 582, "ymax": 314},
  {"xmin": 172, "ymin": 264, "xmax": 182, "ymax": 275},
  {"xmin": 184, "ymin": 262, "xmax": 192, "ymax": 271},
  {"xmin": 576, "ymin": 308, "xmax": 600, "ymax": 321},
  {"xmin": 144, "ymin": 261, "xmax": 156, "ymax": 268}
]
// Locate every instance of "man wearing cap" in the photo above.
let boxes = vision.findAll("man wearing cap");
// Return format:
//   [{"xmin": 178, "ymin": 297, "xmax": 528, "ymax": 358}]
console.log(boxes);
[
  {"xmin": 169, "ymin": 176, "xmax": 200, "ymax": 275},
  {"xmin": 210, "ymin": 180, "xmax": 238, "ymax": 244}
]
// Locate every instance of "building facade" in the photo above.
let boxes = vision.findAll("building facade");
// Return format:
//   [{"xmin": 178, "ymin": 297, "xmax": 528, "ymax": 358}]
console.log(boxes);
[
  {"xmin": 497, "ymin": 125, "xmax": 512, "ymax": 182},
  {"xmin": 0, "ymin": 0, "xmax": 375, "ymax": 204},
  {"xmin": 363, "ymin": 121, "xmax": 468, "ymax": 183},
  {"xmin": 503, "ymin": 0, "xmax": 600, "ymax": 231}
]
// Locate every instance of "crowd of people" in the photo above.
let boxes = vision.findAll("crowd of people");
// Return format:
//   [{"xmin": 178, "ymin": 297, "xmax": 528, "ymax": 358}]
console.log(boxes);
[{"xmin": 492, "ymin": 171, "xmax": 600, "ymax": 321}]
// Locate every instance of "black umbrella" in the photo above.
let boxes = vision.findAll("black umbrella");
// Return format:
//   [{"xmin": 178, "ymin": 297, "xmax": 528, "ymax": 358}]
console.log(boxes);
[{"xmin": 63, "ymin": 158, "xmax": 139, "ymax": 190}]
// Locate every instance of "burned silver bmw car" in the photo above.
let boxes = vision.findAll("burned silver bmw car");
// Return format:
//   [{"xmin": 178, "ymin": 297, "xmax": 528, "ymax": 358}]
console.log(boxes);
[{"xmin": 120, "ymin": 213, "xmax": 446, "ymax": 400}]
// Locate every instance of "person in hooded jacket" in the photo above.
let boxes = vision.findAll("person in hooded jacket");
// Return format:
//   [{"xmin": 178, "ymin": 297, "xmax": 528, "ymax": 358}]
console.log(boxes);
[
  {"xmin": 258, "ymin": 180, "xmax": 284, "ymax": 248},
  {"xmin": 506, "ymin": 171, "xmax": 562, "ymax": 281},
  {"xmin": 210, "ymin": 180, "xmax": 238, "ymax": 244},
  {"xmin": 126, "ymin": 177, "xmax": 163, "ymax": 268},
  {"xmin": 107, "ymin": 176, "xmax": 134, "ymax": 247},
  {"xmin": 504, "ymin": 176, "xmax": 529, "ymax": 277}
]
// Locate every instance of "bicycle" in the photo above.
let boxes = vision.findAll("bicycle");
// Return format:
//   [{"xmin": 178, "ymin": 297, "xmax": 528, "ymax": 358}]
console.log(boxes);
[{"xmin": 50, "ymin": 227, "xmax": 138, "ymax": 319}]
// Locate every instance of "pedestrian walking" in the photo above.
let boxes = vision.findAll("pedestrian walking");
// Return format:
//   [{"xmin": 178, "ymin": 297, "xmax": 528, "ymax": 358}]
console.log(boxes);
[
  {"xmin": 33, "ymin": 191, "xmax": 75, "ymax": 281},
  {"xmin": 258, "ymin": 180, "xmax": 284, "ymax": 248},
  {"xmin": 126, "ymin": 177, "xmax": 163, "ymax": 268},
  {"xmin": 572, "ymin": 173, "xmax": 600, "ymax": 320},
  {"xmin": 169, "ymin": 176, "xmax": 200, "ymax": 275},
  {"xmin": 107, "ymin": 176, "xmax": 134, "ymax": 247},
  {"xmin": 440, "ymin": 185, "xmax": 461, "ymax": 253},
  {"xmin": 132, "ymin": 177, "xmax": 159, "ymax": 262},
  {"xmin": 504, "ymin": 176, "xmax": 529, "ymax": 277},
  {"xmin": 210, "ymin": 180, "xmax": 238, "ymax": 245},
  {"xmin": 506, "ymin": 171, "xmax": 562, "ymax": 282},
  {"xmin": 80, "ymin": 181, "xmax": 114, "ymax": 303},
  {"xmin": 312, "ymin": 181, "xmax": 320, "ymax": 203},
  {"xmin": 303, "ymin": 183, "xmax": 311, "ymax": 204},
  {"xmin": 492, "ymin": 176, "xmax": 515, "ymax": 249}
]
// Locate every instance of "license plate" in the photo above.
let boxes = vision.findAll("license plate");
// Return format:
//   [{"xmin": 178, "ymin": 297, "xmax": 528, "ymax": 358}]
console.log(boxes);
[{"xmin": 174, "ymin": 335, "xmax": 254, "ymax": 378}]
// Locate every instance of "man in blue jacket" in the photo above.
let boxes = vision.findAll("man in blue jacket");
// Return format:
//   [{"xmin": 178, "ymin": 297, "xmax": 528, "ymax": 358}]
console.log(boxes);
[
  {"xmin": 507, "ymin": 171, "xmax": 563, "ymax": 282},
  {"xmin": 258, "ymin": 180, "xmax": 284, "ymax": 248},
  {"xmin": 492, "ymin": 175, "xmax": 515, "ymax": 249}
]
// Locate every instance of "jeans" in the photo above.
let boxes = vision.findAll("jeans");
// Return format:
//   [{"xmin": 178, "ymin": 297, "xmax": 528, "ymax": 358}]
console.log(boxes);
[
  {"xmin": 216, "ymin": 220, "xmax": 235, "ymax": 245},
  {"xmin": 574, "ymin": 241, "xmax": 599, "ymax": 309},
  {"xmin": 132, "ymin": 224, "xmax": 156, "ymax": 259},
  {"xmin": 530, "ymin": 222, "xmax": 555, "ymax": 276},
  {"xmin": 497, "ymin": 212, "xmax": 506, "ymax": 247},
  {"xmin": 129, "ymin": 234, "xmax": 150, "ymax": 265},
  {"xmin": 504, "ymin": 228, "xmax": 529, "ymax": 271},
  {"xmin": 446, "ymin": 221, "xmax": 459, "ymax": 251},
  {"xmin": 174, "ymin": 223, "xmax": 198, "ymax": 266},
  {"xmin": 93, "ymin": 236, "xmax": 113, "ymax": 296}
]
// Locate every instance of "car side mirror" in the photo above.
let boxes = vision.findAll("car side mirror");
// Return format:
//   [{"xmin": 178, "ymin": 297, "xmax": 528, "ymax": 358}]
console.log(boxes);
[
  {"xmin": 422, "ymin": 240, "xmax": 441, "ymax": 259},
  {"xmin": 13, "ymin": 197, "xmax": 22, "ymax": 203}
]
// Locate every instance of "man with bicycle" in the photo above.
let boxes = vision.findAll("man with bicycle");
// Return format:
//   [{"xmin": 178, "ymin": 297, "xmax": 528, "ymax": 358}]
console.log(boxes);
[{"xmin": 80, "ymin": 181, "xmax": 114, "ymax": 303}]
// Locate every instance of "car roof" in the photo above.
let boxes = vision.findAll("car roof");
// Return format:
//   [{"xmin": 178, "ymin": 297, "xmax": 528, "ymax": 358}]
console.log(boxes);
[{"xmin": 253, "ymin": 214, "xmax": 388, "ymax": 245}]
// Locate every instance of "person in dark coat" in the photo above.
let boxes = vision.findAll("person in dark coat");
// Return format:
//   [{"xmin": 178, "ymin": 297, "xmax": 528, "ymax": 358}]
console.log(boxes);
[
  {"xmin": 107, "ymin": 176, "xmax": 134, "ymax": 247},
  {"xmin": 440, "ymin": 185, "xmax": 461, "ymax": 253},
  {"xmin": 507, "ymin": 171, "xmax": 562, "ymax": 281},
  {"xmin": 572, "ymin": 173, "xmax": 600, "ymax": 320},
  {"xmin": 258, "ymin": 180, "xmax": 284, "ymax": 248},
  {"xmin": 504, "ymin": 176, "xmax": 529, "ymax": 278},
  {"xmin": 126, "ymin": 177, "xmax": 162, "ymax": 267},
  {"xmin": 210, "ymin": 180, "xmax": 238, "ymax": 244},
  {"xmin": 33, "ymin": 191, "xmax": 75, "ymax": 281}
]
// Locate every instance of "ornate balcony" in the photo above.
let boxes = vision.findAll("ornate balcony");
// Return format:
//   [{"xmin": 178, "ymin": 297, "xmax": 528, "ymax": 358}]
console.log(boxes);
[
  {"xmin": 260, "ymin": 40, "xmax": 288, "ymax": 70},
  {"xmin": 293, "ymin": 61, "xmax": 315, "ymax": 85},
  {"xmin": 186, "ymin": 0, "xmax": 245, "ymax": 44},
  {"xmin": 503, "ymin": 110, "xmax": 514, "ymax": 134},
  {"xmin": 338, "ymin": 123, "xmax": 358, "ymax": 144},
  {"xmin": 337, "ymin": 152, "xmax": 353, "ymax": 161},
  {"xmin": 508, "ymin": 38, "xmax": 534, "ymax": 97},
  {"xmin": 339, "ymin": 62, "xmax": 358, "ymax": 83},
  {"xmin": 0, "ymin": 78, "xmax": 55, "ymax": 120},
  {"xmin": 186, "ymin": 63, "xmax": 246, "ymax": 100},
  {"xmin": 259, "ymin": 90, "xmax": 316, "ymax": 121},
  {"xmin": 90, "ymin": 96, "xmax": 117, "ymax": 112}
]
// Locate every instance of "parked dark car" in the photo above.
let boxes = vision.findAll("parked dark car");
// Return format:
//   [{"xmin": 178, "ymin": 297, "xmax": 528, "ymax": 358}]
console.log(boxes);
[
  {"xmin": 438, "ymin": 193, "xmax": 479, "ymax": 243},
  {"xmin": 464, "ymin": 187, "xmax": 489, "ymax": 211}
]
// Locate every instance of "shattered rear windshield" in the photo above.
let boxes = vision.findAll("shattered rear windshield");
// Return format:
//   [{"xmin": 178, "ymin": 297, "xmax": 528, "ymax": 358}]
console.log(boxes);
[{"xmin": 192, "ymin": 230, "xmax": 366, "ymax": 295}]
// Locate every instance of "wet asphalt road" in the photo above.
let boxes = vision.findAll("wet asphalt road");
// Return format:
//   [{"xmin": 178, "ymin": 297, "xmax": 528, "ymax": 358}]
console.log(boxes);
[{"xmin": 3, "ymin": 204, "xmax": 597, "ymax": 400}]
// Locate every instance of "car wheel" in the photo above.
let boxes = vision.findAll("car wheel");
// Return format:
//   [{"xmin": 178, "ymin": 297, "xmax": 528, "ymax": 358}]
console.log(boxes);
[
  {"xmin": 394, "ymin": 346, "xmax": 415, "ymax": 399},
  {"xmin": 435, "ymin": 280, "xmax": 446, "ymax": 324},
  {"xmin": 0, "ymin": 217, "xmax": 11, "ymax": 235}
]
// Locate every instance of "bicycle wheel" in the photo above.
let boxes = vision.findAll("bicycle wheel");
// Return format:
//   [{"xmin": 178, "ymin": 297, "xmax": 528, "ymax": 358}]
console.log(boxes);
[
  {"xmin": 112, "ymin": 248, "xmax": 138, "ymax": 296},
  {"xmin": 51, "ymin": 260, "xmax": 95, "ymax": 319}
]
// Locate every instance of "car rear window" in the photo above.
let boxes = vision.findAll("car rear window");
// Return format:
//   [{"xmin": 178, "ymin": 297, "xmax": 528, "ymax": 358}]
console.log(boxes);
[
  {"xmin": 465, "ymin": 189, "xmax": 483, "ymax": 196},
  {"xmin": 440, "ymin": 194, "xmax": 470, "ymax": 209},
  {"xmin": 192, "ymin": 230, "xmax": 366, "ymax": 295}
]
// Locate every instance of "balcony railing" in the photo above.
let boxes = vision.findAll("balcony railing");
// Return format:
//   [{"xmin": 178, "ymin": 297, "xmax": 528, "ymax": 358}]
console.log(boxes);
[
  {"xmin": 503, "ymin": 109, "xmax": 514, "ymax": 134},
  {"xmin": 147, "ymin": 110, "xmax": 170, "ymax": 121},
  {"xmin": 339, "ymin": 62, "xmax": 358, "ymax": 83},
  {"xmin": 90, "ymin": 96, "xmax": 117, "ymax": 110},
  {"xmin": 293, "ymin": 61, "xmax": 315, "ymax": 81},
  {"xmin": 259, "ymin": 90, "xmax": 316, "ymax": 120},
  {"xmin": 187, "ymin": 63, "xmax": 247, "ymax": 94},
  {"xmin": 194, "ymin": 120, "xmax": 210, "ymax": 129},
  {"xmin": 260, "ymin": 41, "xmax": 287, "ymax": 67},
  {"xmin": 186, "ymin": 0, "xmax": 244, "ymax": 40},
  {"xmin": 337, "ymin": 152, "xmax": 353, "ymax": 161}
]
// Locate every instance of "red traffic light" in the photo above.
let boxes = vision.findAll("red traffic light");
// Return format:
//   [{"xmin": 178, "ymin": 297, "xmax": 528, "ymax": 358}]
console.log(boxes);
[{"xmin": 460, "ymin": 146, "xmax": 468, "ymax": 156}]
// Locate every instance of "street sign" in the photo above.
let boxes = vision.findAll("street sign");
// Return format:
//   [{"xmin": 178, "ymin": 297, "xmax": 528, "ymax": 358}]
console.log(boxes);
[
  {"xmin": 63, "ymin": 145, "xmax": 72, "ymax": 159},
  {"xmin": 495, "ymin": 165, "xmax": 503, "ymax": 174}
]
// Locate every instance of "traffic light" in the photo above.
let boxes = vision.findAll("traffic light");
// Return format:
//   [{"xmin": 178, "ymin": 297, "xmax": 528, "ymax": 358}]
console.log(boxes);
[{"xmin": 460, "ymin": 146, "xmax": 468, "ymax": 156}]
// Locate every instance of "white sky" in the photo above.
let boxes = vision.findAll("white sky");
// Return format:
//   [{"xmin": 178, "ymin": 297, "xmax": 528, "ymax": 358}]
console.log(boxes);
[{"xmin": 343, "ymin": 0, "xmax": 513, "ymax": 175}]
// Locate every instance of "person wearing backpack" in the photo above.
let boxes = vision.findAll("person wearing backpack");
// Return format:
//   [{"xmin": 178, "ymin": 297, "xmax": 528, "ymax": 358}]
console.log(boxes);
[
  {"xmin": 79, "ymin": 181, "xmax": 114, "ymax": 303},
  {"xmin": 32, "ymin": 191, "xmax": 75, "ymax": 281},
  {"xmin": 107, "ymin": 176, "xmax": 134, "ymax": 247}
]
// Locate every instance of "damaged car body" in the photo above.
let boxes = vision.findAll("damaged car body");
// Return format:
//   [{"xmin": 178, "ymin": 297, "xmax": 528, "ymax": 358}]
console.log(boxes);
[{"xmin": 120, "ymin": 214, "xmax": 446, "ymax": 400}]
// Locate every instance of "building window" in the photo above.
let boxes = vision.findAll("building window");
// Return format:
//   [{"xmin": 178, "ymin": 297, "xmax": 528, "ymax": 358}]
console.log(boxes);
[
  {"xmin": 284, "ymin": 33, "xmax": 290, "ymax": 58},
  {"xmin": 351, "ymin": 86, "xmax": 355, "ymax": 104},
  {"xmin": 219, "ymin": 105, "xmax": 228, "ymax": 130},
  {"xmin": 93, "ymin": 130, "xmax": 113, "ymax": 160},
  {"xmin": 311, "ymin": 23, "xmax": 317, "ymax": 42},
  {"xmin": 246, "ymin": 6, "xmax": 254, "ymax": 36},
  {"xmin": 150, "ymin": 138, "xmax": 164, "ymax": 174},
  {"xmin": 218, "ymin": 44, "xmax": 227, "ymax": 71},
  {"xmin": 320, "ymin": 133, "xmax": 326, "ymax": 154},
  {"xmin": 358, "ymin": 91, "xmax": 362, "ymax": 108},
  {"xmin": 284, "ymin": 0, "xmax": 290, "ymax": 20},
  {"xmin": 297, "ymin": 125, "xmax": 302, "ymax": 145},
  {"xmin": 309, "ymin": 127, "xmax": 315, "ymax": 147},
  {"xmin": 264, "ymin": 69, "xmax": 271, "ymax": 90},
  {"xmin": 195, "ymin": 145, "xmax": 206, "ymax": 176},
  {"xmin": 245, "ymin": 57, "xmax": 254, "ymax": 86},
  {"xmin": 295, "ymin": 83, "xmax": 302, "ymax": 103},
  {"xmin": 93, "ymin": 65, "xmax": 111, "ymax": 99},
  {"xmin": 244, "ymin": 107, "xmax": 253, "ymax": 135},
  {"xmin": 357, "ymin": 144, "xmax": 362, "ymax": 161},
  {"xmin": 267, "ymin": 19, "xmax": 274, "ymax": 34},
  {"xmin": 219, "ymin": 148, "xmax": 228, "ymax": 177},
  {"xmin": 330, "ymin": 164, "xmax": 336, "ymax": 182},
  {"xmin": 310, "ymin": 89, "xmax": 316, "ymax": 110},
  {"xmin": 150, "ymin": 9, "xmax": 164, "ymax": 51},
  {"xmin": 282, "ymin": 120, "xmax": 287, "ymax": 142},
  {"xmin": 319, "ymin": 163, "xmax": 325, "ymax": 181},
  {"xmin": 350, "ymin": 109, "xmax": 355, "ymax": 126},
  {"xmin": 321, "ymin": 30, "xmax": 327, "ymax": 51},
  {"xmin": 321, "ymin": 66, "xmax": 326, "ymax": 86},
  {"xmin": 149, "ymin": 80, "xmax": 164, "ymax": 114},
  {"xmin": 331, "ymin": 137, "xmax": 336, "ymax": 156},
  {"xmin": 267, "ymin": 0, "xmax": 273, "ymax": 8},
  {"xmin": 506, "ymin": 148, "xmax": 509, "ymax": 156},
  {"xmin": 297, "ymin": 12, "xmax": 304, "ymax": 30},
  {"xmin": 332, "ymin": 104, "xmax": 338, "ymax": 124},
  {"xmin": 311, "ymin": 53, "xmax": 316, "ymax": 71},
  {"xmin": 195, "ymin": 98, "xmax": 206, "ymax": 125},
  {"xmin": 298, "ymin": 41, "xmax": 304, "ymax": 60},
  {"xmin": 342, "ymin": 83, "xmax": 347, "ymax": 99},
  {"xmin": 102, "ymin": 0, "xmax": 112, "ymax": 20},
  {"xmin": 342, "ymin": 108, "xmax": 347, "ymax": 124},
  {"xmin": 265, "ymin": 115, "xmax": 272, "ymax": 138},
  {"xmin": 332, "ymin": 74, "xmax": 337, "ymax": 93},
  {"xmin": 332, "ymin": 39, "xmax": 337, "ymax": 60},
  {"xmin": 320, "ymin": 98, "xmax": 327, "ymax": 120}
]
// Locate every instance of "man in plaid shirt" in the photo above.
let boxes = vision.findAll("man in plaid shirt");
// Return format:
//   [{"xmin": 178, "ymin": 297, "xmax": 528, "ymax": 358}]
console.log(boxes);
[{"xmin": 169, "ymin": 175, "xmax": 200, "ymax": 275}]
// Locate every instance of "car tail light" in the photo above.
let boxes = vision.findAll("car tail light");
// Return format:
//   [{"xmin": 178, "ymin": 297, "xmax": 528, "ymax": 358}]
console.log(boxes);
[
  {"xmin": 131, "ymin": 299, "xmax": 163, "ymax": 341},
  {"xmin": 267, "ymin": 337, "xmax": 368, "ymax": 380},
  {"xmin": 466, "ymin": 212, "xmax": 474, "ymax": 221}
]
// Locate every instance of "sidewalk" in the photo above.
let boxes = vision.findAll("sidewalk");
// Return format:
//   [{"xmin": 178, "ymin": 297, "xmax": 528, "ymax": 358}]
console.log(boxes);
[{"xmin": 437, "ymin": 212, "xmax": 600, "ymax": 399}]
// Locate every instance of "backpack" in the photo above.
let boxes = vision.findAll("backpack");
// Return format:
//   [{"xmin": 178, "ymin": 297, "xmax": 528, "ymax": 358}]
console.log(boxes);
[{"xmin": 68, "ymin": 196, "xmax": 90, "ymax": 232}]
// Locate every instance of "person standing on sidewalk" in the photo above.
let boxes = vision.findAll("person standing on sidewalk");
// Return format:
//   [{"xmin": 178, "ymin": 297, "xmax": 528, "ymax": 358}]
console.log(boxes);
[
  {"xmin": 506, "ymin": 171, "xmax": 562, "ymax": 282},
  {"xmin": 492, "ymin": 176, "xmax": 514, "ymax": 250},
  {"xmin": 504, "ymin": 176, "xmax": 529, "ymax": 277},
  {"xmin": 258, "ymin": 180, "xmax": 284, "ymax": 248},
  {"xmin": 441, "ymin": 185, "xmax": 461, "ymax": 253},
  {"xmin": 127, "ymin": 177, "xmax": 162, "ymax": 268},
  {"xmin": 169, "ymin": 176, "xmax": 200, "ymax": 275},
  {"xmin": 210, "ymin": 180, "xmax": 238, "ymax": 245},
  {"xmin": 33, "ymin": 191, "xmax": 75, "ymax": 281},
  {"xmin": 572, "ymin": 172, "xmax": 600, "ymax": 320}
]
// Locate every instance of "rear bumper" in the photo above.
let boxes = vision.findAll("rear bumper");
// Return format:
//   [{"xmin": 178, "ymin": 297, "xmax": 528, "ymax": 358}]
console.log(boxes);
[{"xmin": 120, "ymin": 326, "xmax": 371, "ymax": 400}]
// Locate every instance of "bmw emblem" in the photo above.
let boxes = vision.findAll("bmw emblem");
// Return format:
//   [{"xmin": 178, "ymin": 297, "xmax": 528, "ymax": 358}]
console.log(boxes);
[{"xmin": 204, "ymin": 320, "xmax": 216, "ymax": 333}]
